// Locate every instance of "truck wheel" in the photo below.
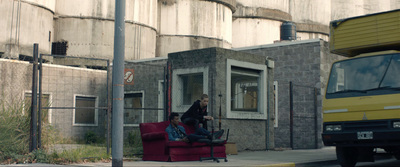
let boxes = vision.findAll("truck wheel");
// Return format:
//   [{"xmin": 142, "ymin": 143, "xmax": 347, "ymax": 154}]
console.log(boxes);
[{"xmin": 336, "ymin": 146, "xmax": 358, "ymax": 167}]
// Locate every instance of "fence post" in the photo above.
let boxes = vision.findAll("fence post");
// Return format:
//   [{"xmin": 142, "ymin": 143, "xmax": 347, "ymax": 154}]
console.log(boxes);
[
  {"xmin": 30, "ymin": 43, "xmax": 39, "ymax": 152},
  {"xmin": 107, "ymin": 60, "xmax": 111, "ymax": 155},
  {"xmin": 289, "ymin": 81, "xmax": 293, "ymax": 149},
  {"xmin": 38, "ymin": 53, "xmax": 43, "ymax": 149}
]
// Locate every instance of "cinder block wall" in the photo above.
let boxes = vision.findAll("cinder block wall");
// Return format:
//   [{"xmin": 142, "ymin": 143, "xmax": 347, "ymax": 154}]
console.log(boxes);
[
  {"xmin": 237, "ymin": 39, "xmax": 344, "ymax": 149},
  {"xmin": 124, "ymin": 58, "xmax": 168, "ymax": 137}
]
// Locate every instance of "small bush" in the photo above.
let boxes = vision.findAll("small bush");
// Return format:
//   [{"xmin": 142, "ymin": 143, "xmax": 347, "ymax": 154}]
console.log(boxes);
[
  {"xmin": 84, "ymin": 131, "xmax": 97, "ymax": 144},
  {"xmin": 32, "ymin": 149, "xmax": 49, "ymax": 163}
]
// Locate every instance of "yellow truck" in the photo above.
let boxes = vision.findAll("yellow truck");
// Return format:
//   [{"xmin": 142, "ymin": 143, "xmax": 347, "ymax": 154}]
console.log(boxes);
[{"xmin": 322, "ymin": 9, "xmax": 400, "ymax": 167}]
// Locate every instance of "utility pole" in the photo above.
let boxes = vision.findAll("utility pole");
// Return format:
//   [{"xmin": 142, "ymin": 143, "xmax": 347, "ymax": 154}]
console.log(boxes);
[{"xmin": 112, "ymin": 0, "xmax": 125, "ymax": 166}]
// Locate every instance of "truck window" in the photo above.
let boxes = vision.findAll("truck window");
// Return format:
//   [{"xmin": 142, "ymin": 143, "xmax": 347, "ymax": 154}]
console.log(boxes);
[
  {"xmin": 326, "ymin": 54, "xmax": 399, "ymax": 98},
  {"xmin": 381, "ymin": 55, "xmax": 400, "ymax": 87}
]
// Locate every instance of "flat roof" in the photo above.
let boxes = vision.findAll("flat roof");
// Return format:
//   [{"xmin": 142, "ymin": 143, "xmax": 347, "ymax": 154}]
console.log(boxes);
[{"xmin": 232, "ymin": 38, "xmax": 323, "ymax": 51}]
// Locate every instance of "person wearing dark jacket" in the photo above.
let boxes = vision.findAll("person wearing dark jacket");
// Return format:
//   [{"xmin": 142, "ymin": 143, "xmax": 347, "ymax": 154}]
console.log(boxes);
[
  {"xmin": 181, "ymin": 94, "xmax": 214, "ymax": 130},
  {"xmin": 166, "ymin": 112, "xmax": 224, "ymax": 142}
]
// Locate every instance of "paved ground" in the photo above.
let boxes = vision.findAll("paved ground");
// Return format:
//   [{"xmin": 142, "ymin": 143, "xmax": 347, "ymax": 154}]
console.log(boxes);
[
  {"xmin": 1, "ymin": 147, "xmax": 337, "ymax": 167},
  {"xmin": 75, "ymin": 147, "xmax": 337, "ymax": 167}
]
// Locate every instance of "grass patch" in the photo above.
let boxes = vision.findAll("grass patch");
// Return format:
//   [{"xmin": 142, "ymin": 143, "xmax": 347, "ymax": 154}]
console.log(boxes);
[
  {"xmin": 0, "ymin": 100, "xmax": 31, "ymax": 162},
  {"xmin": 0, "ymin": 97, "xmax": 143, "ymax": 165},
  {"xmin": 124, "ymin": 132, "xmax": 143, "ymax": 158},
  {"xmin": 48, "ymin": 145, "xmax": 110, "ymax": 164}
]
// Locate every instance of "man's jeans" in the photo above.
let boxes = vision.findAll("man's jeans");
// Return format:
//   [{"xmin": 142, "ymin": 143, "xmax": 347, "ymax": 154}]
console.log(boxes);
[{"xmin": 187, "ymin": 127, "xmax": 211, "ymax": 142}]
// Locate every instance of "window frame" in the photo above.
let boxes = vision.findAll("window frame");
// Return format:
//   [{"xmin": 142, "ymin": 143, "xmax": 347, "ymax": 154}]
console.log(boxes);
[
  {"xmin": 72, "ymin": 94, "xmax": 98, "ymax": 126},
  {"xmin": 226, "ymin": 59, "xmax": 267, "ymax": 120},
  {"xmin": 123, "ymin": 91, "xmax": 145, "ymax": 127},
  {"xmin": 172, "ymin": 67, "xmax": 209, "ymax": 113}
]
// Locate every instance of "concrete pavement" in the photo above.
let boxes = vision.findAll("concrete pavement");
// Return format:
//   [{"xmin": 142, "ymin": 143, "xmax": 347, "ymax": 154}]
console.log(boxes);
[
  {"xmin": 1, "ymin": 147, "xmax": 337, "ymax": 167},
  {"xmin": 74, "ymin": 147, "xmax": 337, "ymax": 167}
]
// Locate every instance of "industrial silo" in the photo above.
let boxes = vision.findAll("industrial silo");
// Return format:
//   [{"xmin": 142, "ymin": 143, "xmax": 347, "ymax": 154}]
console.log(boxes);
[
  {"xmin": 0, "ymin": 0, "xmax": 55, "ymax": 59},
  {"xmin": 232, "ymin": 0, "xmax": 291, "ymax": 48},
  {"xmin": 157, "ymin": 0, "xmax": 235, "ymax": 57},
  {"xmin": 289, "ymin": 0, "xmax": 331, "ymax": 41},
  {"xmin": 125, "ymin": 0, "xmax": 157, "ymax": 60},
  {"xmin": 391, "ymin": 0, "xmax": 400, "ymax": 10},
  {"xmin": 363, "ymin": 0, "xmax": 391, "ymax": 14},
  {"xmin": 331, "ymin": 0, "xmax": 395, "ymax": 21},
  {"xmin": 331, "ymin": 0, "xmax": 365, "ymax": 20},
  {"xmin": 54, "ymin": 0, "xmax": 157, "ymax": 61}
]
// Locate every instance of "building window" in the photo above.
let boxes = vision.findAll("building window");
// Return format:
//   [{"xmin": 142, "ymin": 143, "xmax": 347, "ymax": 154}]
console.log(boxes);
[
  {"xmin": 182, "ymin": 73, "xmax": 203, "ymax": 105},
  {"xmin": 172, "ymin": 67, "xmax": 208, "ymax": 113},
  {"xmin": 24, "ymin": 92, "xmax": 51, "ymax": 124},
  {"xmin": 124, "ymin": 92, "xmax": 144, "ymax": 126},
  {"xmin": 227, "ymin": 59, "xmax": 267, "ymax": 119},
  {"xmin": 231, "ymin": 67, "xmax": 259, "ymax": 112},
  {"xmin": 73, "ymin": 95, "xmax": 98, "ymax": 126}
]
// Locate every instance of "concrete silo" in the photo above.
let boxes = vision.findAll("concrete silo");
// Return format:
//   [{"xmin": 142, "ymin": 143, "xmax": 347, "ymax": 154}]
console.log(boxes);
[
  {"xmin": 157, "ymin": 0, "xmax": 235, "ymax": 57},
  {"xmin": 331, "ymin": 0, "xmax": 365, "ymax": 20},
  {"xmin": 54, "ymin": 0, "xmax": 157, "ymax": 61},
  {"xmin": 363, "ymin": 0, "xmax": 391, "ymax": 14},
  {"xmin": 125, "ymin": 0, "xmax": 158, "ymax": 60},
  {"xmin": 289, "ymin": 0, "xmax": 331, "ymax": 41},
  {"xmin": 391, "ymin": 0, "xmax": 400, "ymax": 9},
  {"xmin": 0, "ymin": 0, "xmax": 55, "ymax": 59},
  {"xmin": 331, "ymin": 0, "xmax": 394, "ymax": 21},
  {"xmin": 232, "ymin": 0, "xmax": 291, "ymax": 48}
]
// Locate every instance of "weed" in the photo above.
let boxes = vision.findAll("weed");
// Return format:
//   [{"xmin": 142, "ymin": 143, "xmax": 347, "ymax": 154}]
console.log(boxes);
[
  {"xmin": 84, "ymin": 131, "xmax": 97, "ymax": 144},
  {"xmin": 124, "ymin": 131, "xmax": 143, "ymax": 157}
]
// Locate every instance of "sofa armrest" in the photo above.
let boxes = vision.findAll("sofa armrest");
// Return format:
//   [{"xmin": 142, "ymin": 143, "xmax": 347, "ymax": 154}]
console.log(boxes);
[{"xmin": 142, "ymin": 132, "xmax": 168, "ymax": 141}]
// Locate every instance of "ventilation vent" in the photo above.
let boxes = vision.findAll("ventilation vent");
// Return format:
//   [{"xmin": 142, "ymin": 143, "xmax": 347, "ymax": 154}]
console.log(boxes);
[{"xmin": 51, "ymin": 41, "xmax": 68, "ymax": 55}]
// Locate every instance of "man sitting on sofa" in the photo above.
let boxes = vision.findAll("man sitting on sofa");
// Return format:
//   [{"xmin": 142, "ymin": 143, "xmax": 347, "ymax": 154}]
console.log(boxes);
[{"xmin": 166, "ymin": 112, "xmax": 223, "ymax": 142}]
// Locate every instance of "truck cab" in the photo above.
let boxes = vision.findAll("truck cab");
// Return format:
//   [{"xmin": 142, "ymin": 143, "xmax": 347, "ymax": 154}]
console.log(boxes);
[
  {"xmin": 322, "ymin": 51, "xmax": 400, "ymax": 166},
  {"xmin": 323, "ymin": 9, "xmax": 400, "ymax": 167}
]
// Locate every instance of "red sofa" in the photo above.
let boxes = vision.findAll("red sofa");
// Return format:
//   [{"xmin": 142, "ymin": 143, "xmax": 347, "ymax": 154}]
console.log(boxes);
[{"xmin": 139, "ymin": 121, "xmax": 226, "ymax": 161}]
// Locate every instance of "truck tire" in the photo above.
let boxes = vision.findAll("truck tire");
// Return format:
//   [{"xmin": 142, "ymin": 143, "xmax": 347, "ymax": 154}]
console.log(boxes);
[{"xmin": 336, "ymin": 146, "xmax": 358, "ymax": 167}]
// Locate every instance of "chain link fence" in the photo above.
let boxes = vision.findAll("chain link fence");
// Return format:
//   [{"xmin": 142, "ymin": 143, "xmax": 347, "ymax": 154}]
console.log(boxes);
[
  {"xmin": 0, "ymin": 52, "xmax": 36, "ymax": 159},
  {"xmin": 1, "ymin": 45, "xmax": 112, "ymax": 162},
  {"xmin": 39, "ymin": 53, "xmax": 111, "ymax": 158}
]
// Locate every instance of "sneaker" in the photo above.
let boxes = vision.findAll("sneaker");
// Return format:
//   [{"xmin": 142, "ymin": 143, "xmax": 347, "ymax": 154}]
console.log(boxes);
[{"xmin": 212, "ymin": 129, "xmax": 224, "ymax": 139}]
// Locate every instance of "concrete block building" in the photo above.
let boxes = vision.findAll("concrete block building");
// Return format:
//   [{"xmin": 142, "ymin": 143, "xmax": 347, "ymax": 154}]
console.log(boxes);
[
  {"xmin": 235, "ymin": 39, "xmax": 344, "ymax": 149},
  {"xmin": 125, "ymin": 47, "xmax": 275, "ymax": 151}
]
